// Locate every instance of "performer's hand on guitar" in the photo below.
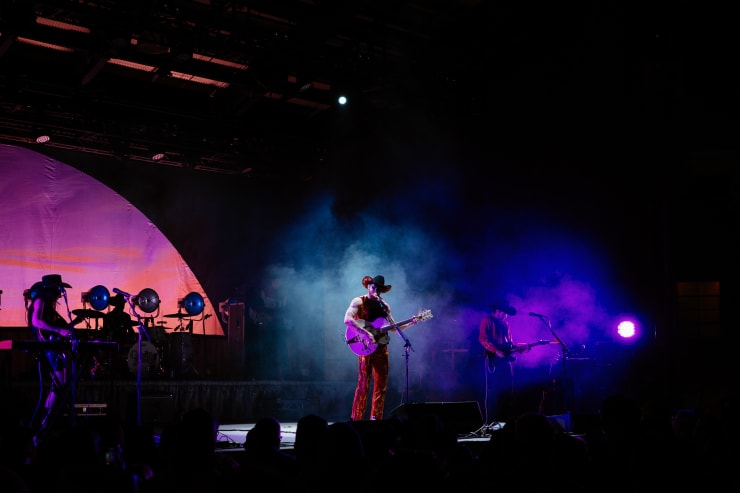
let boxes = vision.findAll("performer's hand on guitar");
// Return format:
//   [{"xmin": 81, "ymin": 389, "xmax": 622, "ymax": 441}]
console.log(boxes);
[
  {"xmin": 344, "ymin": 309, "xmax": 432, "ymax": 357},
  {"xmin": 346, "ymin": 320, "xmax": 373, "ymax": 342}
]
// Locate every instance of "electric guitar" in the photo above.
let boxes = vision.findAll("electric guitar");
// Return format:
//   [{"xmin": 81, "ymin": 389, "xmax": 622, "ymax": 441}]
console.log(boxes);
[
  {"xmin": 485, "ymin": 339, "xmax": 550, "ymax": 362},
  {"xmin": 345, "ymin": 309, "xmax": 433, "ymax": 356}
]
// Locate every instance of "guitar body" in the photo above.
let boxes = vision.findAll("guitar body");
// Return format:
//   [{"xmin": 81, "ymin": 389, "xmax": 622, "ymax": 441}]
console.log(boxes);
[
  {"xmin": 485, "ymin": 348, "xmax": 517, "ymax": 364},
  {"xmin": 345, "ymin": 309, "xmax": 432, "ymax": 356},
  {"xmin": 344, "ymin": 318, "xmax": 388, "ymax": 357}
]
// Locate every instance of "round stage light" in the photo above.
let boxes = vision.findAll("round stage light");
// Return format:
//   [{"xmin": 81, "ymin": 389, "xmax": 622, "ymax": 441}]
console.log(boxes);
[
  {"xmin": 88, "ymin": 285, "xmax": 110, "ymax": 311},
  {"xmin": 135, "ymin": 288, "xmax": 160, "ymax": 313},
  {"xmin": 182, "ymin": 292, "xmax": 205, "ymax": 316}
]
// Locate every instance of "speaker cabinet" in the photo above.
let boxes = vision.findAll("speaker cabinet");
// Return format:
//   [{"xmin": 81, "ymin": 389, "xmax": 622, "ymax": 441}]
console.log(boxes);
[
  {"xmin": 226, "ymin": 303, "xmax": 246, "ymax": 376},
  {"xmin": 389, "ymin": 401, "xmax": 483, "ymax": 435}
]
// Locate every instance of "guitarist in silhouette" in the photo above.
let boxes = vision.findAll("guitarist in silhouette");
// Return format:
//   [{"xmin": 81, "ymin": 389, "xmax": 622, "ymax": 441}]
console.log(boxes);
[
  {"xmin": 344, "ymin": 275, "xmax": 408, "ymax": 421},
  {"xmin": 478, "ymin": 298, "xmax": 530, "ymax": 425},
  {"xmin": 26, "ymin": 274, "xmax": 84, "ymax": 442}
]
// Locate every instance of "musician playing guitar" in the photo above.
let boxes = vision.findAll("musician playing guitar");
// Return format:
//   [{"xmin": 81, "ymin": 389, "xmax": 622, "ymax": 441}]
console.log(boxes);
[
  {"xmin": 478, "ymin": 298, "xmax": 529, "ymax": 424},
  {"xmin": 344, "ymin": 275, "xmax": 414, "ymax": 421}
]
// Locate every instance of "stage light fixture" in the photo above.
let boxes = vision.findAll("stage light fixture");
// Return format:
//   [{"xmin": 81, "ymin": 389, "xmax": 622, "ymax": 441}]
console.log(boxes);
[
  {"xmin": 179, "ymin": 292, "xmax": 205, "ymax": 316},
  {"xmin": 87, "ymin": 285, "xmax": 111, "ymax": 311},
  {"xmin": 611, "ymin": 313, "xmax": 643, "ymax": 346},
  {"xmin": 617, "ymin": 320, "xmax": 636, "ymax": 339},
  {"xmin": 135, "ymin": 288, "xmax": 160, "ymax": 313}
]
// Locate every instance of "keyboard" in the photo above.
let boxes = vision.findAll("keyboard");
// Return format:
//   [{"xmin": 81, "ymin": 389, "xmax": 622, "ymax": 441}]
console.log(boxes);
[{"xmin": 0, "ymin": 339, "xmax": 119, "ymax": 352}]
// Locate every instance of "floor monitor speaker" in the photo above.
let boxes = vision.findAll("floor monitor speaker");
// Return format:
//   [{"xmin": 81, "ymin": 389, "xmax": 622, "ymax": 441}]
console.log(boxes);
[{"xmin": 389, "ymin": 401, "xmax": 483, "ymax": 435}]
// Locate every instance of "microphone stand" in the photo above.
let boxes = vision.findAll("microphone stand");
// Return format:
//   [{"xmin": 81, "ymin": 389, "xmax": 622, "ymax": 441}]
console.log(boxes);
[
  {"xmin": 534, "ymin": 315, "xmax": 572, "ymax": 415},
  {"xmin": 396, "ymin": 327, "xmax": 414, "ymax": 405},
  {"xmin": 60, "ymin": 288, "xmax": 78, "ymax": 426},
  {"xmin": 121, "ymin": 295, "xmax": 151, "ymax": 427},
  {"xmin": 378, "ymin": 295, "xmax": 415, "ymax": 404}
]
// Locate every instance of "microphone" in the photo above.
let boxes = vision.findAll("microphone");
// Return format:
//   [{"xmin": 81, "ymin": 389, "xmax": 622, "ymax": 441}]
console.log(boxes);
[
  {"xmin": 529, "ymin": 312, "xmax": 547, "ymax": 318},
  {"xmin": 112, "ymin": 288, "xmax": 133, "ymax": 298}
]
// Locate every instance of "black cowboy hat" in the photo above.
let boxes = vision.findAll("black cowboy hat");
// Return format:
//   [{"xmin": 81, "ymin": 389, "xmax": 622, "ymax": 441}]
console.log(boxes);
[
  {"xmin": 490, "ymin": 298, "xmax": 516, "ymax": 316},
  {"xmin": 41, "ymin": 274, "xmax": 72, "ymax": 289},
  {"xmin": 27, "ymin": 274, "xmax": 71, "ymax": 300},
  {"xmin": 362, "ymin": 275, "xmax": 392, "ymax": 293}
]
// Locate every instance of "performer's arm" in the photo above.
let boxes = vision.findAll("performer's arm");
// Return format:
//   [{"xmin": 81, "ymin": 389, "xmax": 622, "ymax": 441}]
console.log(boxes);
[
  {"xmin": 344, "ymin": 296, "xmax": 364, "ymax": 330},
  {"xmin": 479, "ymin": 318, "xmax": 503, "ymax": 357},
  {"xmin": 31, "ymin": 298, "xmax": 74, "ymax": 338}
]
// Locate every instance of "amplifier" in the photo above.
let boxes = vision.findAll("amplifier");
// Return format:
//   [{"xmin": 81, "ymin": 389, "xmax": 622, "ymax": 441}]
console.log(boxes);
[{"xmin": 65, "ymin": 403, "xmax": 108, "ymax": 417}]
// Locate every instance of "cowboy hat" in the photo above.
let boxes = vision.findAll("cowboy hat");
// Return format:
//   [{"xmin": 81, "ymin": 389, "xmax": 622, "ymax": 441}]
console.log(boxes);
[
  {"xmin": 362, "ymin": 275, "xmax": 392, "ymax": 293},
  {"xmin": 41, "ymin": 274, "xmax": 72, "ymax": 289},
  {"xmin": 490, "ymin": 298, "xmax": 516, "ymax": 316}
]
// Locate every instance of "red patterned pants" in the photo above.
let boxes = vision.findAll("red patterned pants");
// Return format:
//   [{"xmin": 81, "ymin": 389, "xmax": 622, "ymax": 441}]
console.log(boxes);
[{"xmin": 350, "ymin": 344, "xmax": 389, "ymax": 420}]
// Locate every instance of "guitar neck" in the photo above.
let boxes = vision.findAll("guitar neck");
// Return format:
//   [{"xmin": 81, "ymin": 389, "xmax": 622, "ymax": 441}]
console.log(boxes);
[
  {"xmin": 379, "ymin": 316, "xmax": 416, "ymax": 333},
  {"xmin": 511, "ymin": 340, "xmax": 548, "ymax": 353}
]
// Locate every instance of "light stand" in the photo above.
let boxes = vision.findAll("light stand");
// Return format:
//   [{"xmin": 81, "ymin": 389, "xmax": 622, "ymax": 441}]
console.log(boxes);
[
  {"xmin": 168, "ymin": 292, "xmax": 205, "ymax": 377},
  {"xmin": 113, "ymin": 287, "xmax": 160, "ymax": 426}
]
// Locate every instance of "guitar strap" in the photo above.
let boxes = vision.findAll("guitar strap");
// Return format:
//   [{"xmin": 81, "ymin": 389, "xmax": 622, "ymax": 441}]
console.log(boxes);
[
  {"xmin": 357, "ymin": 295, "xmax": 392, "ymax": 348},
  {"xmin": 360, "ymin": 295, "xmax": 390, "ymax": 326}
]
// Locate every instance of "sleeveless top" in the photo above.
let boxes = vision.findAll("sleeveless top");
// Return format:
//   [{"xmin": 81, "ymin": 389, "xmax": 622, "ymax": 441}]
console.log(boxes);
[{"xmin": 357, "ymin": 295, "xmax": 391, "ymax": 346}]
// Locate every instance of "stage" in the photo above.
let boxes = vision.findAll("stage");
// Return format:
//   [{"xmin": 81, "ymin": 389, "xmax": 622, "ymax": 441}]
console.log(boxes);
[{"xmin": 1, "ymin": 326, "xmax": 606, "ymax": 436}]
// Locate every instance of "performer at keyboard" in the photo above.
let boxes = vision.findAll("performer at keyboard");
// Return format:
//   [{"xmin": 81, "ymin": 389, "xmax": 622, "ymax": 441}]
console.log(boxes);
[{"xmin": 27, "ymin": 274, "xmax": 84, "ymax": 436}]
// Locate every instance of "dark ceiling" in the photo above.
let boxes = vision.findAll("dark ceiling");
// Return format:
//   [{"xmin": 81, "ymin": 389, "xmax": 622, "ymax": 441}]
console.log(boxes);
[
  {"xmin": 2, "ymin": 1, "xmax": 739, "ymax": 182},
  {"xmin": 0, "ymin": 0, "xmax": 500, "ymax": 179}
]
